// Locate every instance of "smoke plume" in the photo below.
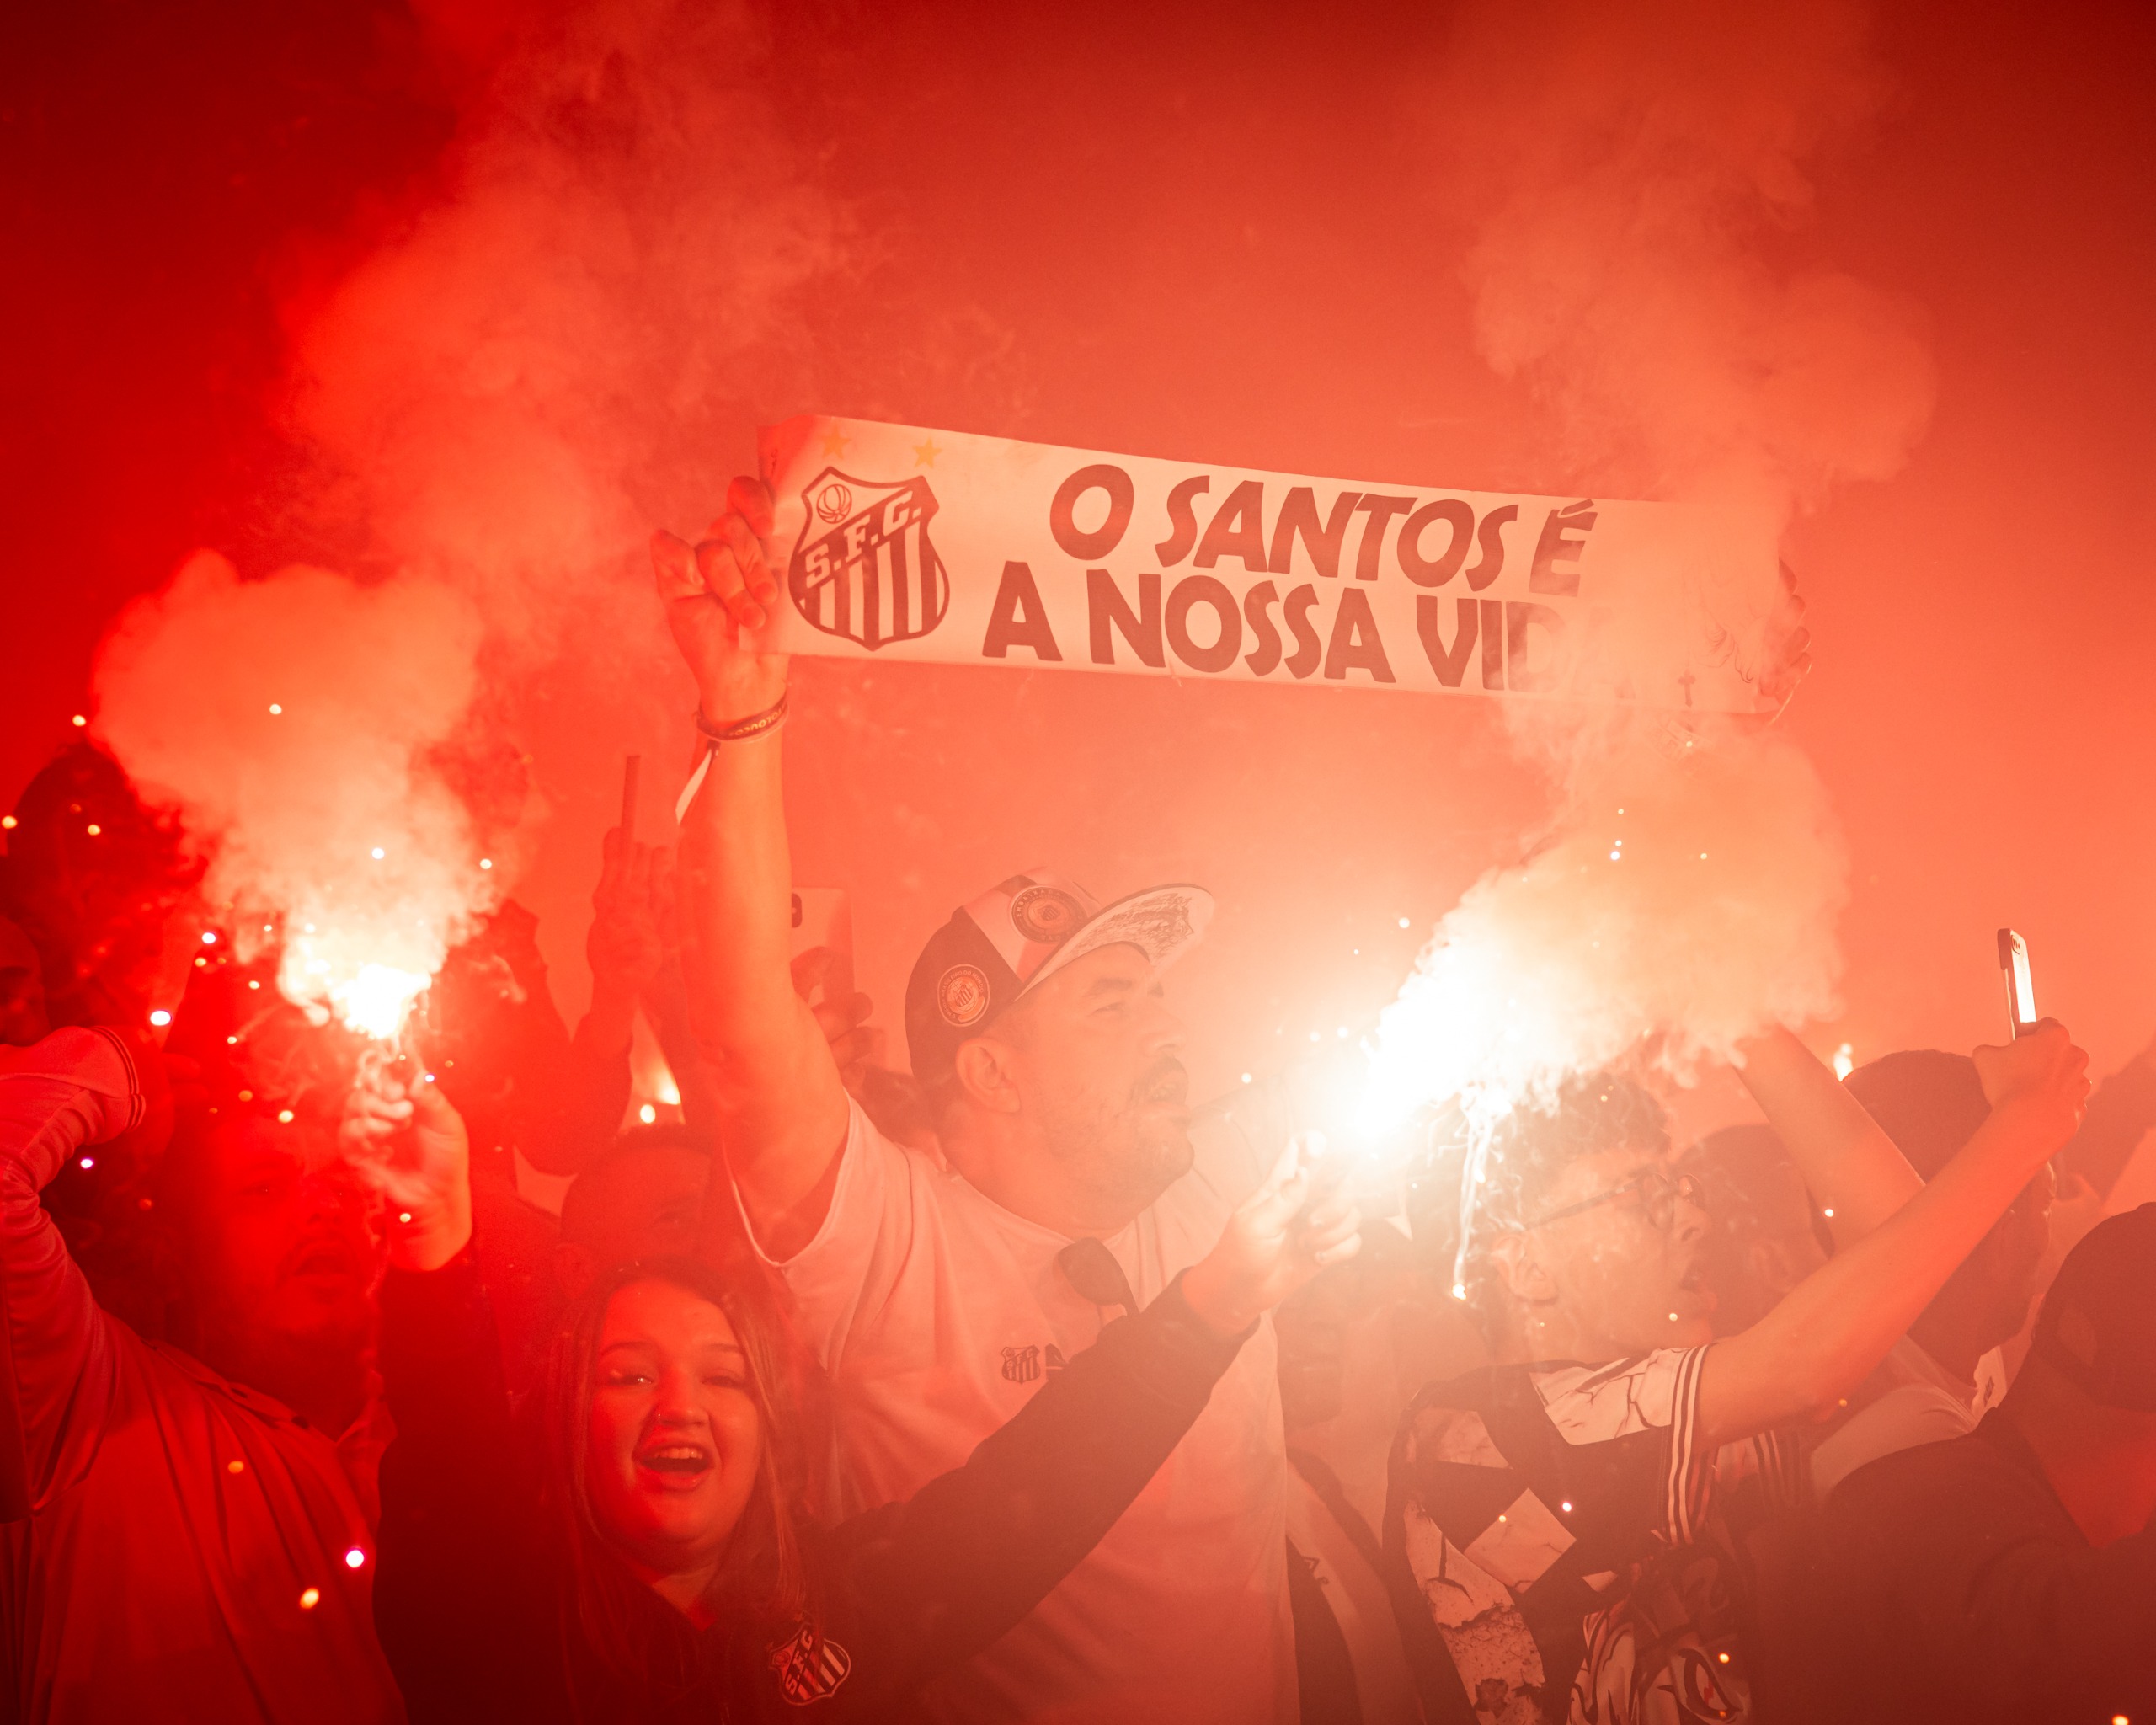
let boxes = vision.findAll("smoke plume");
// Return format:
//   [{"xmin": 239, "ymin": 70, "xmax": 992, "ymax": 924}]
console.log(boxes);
[
  {"xmin": 1366, "ymin": 0, "xmax": 1935, "ymax": 1127},
  {"xmin": 90, "ymin": 0, "xmax": 844, "ymax": 1030},
  {"xmin": 94, "ymin": 555, "xmax": 488, "ymax": 1034}
]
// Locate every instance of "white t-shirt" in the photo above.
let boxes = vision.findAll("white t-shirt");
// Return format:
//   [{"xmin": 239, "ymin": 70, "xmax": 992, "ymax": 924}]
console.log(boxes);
[
  {"xmin": 749, "ymin": 1094, "xmax": 1298, "ymax": 1725},
  {"xmin": 1810, "ymin": 1336, "xmax": 2004, "ymax": 1502}
]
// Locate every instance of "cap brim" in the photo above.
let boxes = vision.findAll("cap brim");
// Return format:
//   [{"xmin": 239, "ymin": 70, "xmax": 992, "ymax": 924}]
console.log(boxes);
[{"xmin": 1020, "ymin": 883, "xmax": 1214, "ymax": 996}]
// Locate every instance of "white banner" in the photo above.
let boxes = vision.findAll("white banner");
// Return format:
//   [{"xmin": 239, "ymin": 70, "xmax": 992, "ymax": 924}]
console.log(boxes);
[{"xmin": 755, "ymin": 414, "xmax": 1784, "ymax": 714}]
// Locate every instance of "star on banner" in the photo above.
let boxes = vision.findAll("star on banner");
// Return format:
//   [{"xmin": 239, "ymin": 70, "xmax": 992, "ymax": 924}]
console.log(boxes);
[
  {"xmin": 913, "ymin": 438, "xmax": 941, "ymax": 467},
  {"xmin": 819, "ymin": 427, "xmax": 851, "ymax": 457}
]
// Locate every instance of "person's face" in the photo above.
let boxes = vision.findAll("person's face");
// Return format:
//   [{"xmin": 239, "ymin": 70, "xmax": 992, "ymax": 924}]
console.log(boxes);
[
  {"xmin": 1505, "ymin": 1141, "xmax": 1714, "ymax": 1356},
  {"xmin": 584, "ymin": 1279, "xmax": 764, "ymax": 1581},
  {"xmin": 987, "ymin": 944, "xmax": 1192, "ymax": 1211},
  {"xmin": 190, "ymin": 1117, "xmax": 382, "ymax": 1357}
]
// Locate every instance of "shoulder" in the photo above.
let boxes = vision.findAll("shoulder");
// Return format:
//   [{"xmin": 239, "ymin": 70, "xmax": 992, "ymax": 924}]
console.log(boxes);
[
  {"xmin": 143, "ymin": 1338, "xmax": 324, "ymax": 1437},
  {"xmin": 1822, "ymin": 1422, "xmax": 2025, "ymax": 1535}
]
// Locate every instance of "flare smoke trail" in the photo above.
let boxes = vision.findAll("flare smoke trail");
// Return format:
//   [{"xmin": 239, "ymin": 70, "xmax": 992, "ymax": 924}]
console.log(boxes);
[
  {"xmin": 1366, "ymin": 0, "xmax": 1935, "ymax": 1132},
  {"xmin": 94, "ymin": 556, "xmax": 487, "ymax": 1034},
  {"xmin": 89, "ymin": 0, "xmax": 844, "ymax": 1030}
]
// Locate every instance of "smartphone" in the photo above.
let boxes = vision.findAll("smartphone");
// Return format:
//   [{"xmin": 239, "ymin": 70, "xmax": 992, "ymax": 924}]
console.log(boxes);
[
  {"xmin": 1997, "ymin": 928, "xmax": 2038, "ymax": 1039},
  {"xmin": 790, "ymin": 888, "xmax": 853, "ymax": 1008}
]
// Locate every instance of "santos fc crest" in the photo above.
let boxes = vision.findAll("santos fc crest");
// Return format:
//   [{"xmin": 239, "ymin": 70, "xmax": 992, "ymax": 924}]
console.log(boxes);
[{"xmin": 787, "ymin": 468, "xmax": 949, "ymax": 651}]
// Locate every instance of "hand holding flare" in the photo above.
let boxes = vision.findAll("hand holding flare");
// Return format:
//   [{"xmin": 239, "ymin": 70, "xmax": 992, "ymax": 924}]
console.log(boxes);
[
  {"xmin": 339, "ymin": 1056, "xmax": 472, "ymax": 1273},
  {"xmin": 1180, "ymin": 1140, "xmax": 1362, "ymax": 1338}
]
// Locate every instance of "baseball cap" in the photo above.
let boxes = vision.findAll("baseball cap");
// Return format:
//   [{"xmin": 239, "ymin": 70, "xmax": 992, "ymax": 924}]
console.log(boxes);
[
  {"xmin": 904, "ymin": 871, "xmax": 1212, "ymax": 1089},
  {"xmin": 2028, "ymin": 1204, "xmax": 2156, "ymax": 1411}
]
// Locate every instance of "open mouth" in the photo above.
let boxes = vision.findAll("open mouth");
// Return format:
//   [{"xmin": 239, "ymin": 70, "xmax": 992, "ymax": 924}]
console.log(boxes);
[
  {"xmin": 286, "ymin": 1241, "xmax": 355, "ymax": 1281},
  {"xmin": 637, "ymin": 1441, "xmax": 712, "ymax": 1478},
  {"xmin": 1138, "ymin": 1062, "xmax": 1189, "ymax": 1109}
]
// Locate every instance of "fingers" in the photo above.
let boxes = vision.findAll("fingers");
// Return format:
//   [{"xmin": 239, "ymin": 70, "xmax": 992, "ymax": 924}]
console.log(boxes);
[
  {"xmin": 627, "ymin": 838, "xmax": 658, "ymax": 906},
  {"xmin": 817, "ymin": 998, "xmax": 874, "ymax": 1045},
  {"xmin": 1299, "ymin": 1198, "xmax": 1361, "ymax": 1261},
  {"xmin": 595, "ymin": 825, "xmax": 629, "ymax": 900},
  {"xmin": 407, "ymin": 1074, "xmax": 451, "ymax": 1124},
  {"xmin": 1310, "ymin": 1231, "xmax": 1363, "ymax": 1268},
  {"xmin": 340, "ymin": 1081, "xmax": 412, "ymax": 1153},
  {"xmin": 721, "ymin": 511, "xmax": 778, "ymax": 618},
  {"xmin": 792, "ymin": 946, "xmax": 835, "ymax": 1001},
  {"xmin": 1238, "ymin": 1161, "xmax": 1312, "ymax": 1238},
  {"xmin": 726, "ymin": 474, "xmax": 775, "ymax": 538},
  {"xmin": 694, "ymin": 533, "xmax": 761, "ymax": 635},
  {"xmin": 830, "ymin": 1024, "xmax": 885, "ymax": 1078},
  {"xmin": 649, "ymin": 529, "xmax": 704, "ymax": 601}
]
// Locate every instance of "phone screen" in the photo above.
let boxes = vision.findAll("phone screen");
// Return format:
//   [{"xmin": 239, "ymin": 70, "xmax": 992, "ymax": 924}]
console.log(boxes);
[
  {"xmin": 2009, "ymin": 943, "xmax": 2036, "ymax": 1025},
  {"xmin": 1999, "ymin": 927, "xmax": 2037, "ymax": 1036}
]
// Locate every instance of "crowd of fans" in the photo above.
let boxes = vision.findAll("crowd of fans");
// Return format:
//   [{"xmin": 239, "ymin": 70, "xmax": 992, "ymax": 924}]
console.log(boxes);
[{"xmin": 0, "ymin": 479, "xmax": 2150, "ymax": 1723}]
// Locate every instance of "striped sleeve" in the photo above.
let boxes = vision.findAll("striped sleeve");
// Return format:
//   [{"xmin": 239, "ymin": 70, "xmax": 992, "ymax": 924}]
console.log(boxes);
[{"xmin": 1664, "ymin": 1343, "xmax": 1713, "ymax": 1545}]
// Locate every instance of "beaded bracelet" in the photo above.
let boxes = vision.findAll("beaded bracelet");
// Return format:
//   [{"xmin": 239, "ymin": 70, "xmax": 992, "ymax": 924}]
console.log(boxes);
[{"xmin": 676, "ymin": 692, "xmax": 790, "ymax": 820}]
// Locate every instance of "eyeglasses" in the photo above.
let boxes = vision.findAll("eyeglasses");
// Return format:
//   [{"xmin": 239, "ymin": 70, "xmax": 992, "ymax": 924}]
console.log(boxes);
[{"xmin": 1526, "ymin": 1167, "xmax": 1704, "ymax": 1232}]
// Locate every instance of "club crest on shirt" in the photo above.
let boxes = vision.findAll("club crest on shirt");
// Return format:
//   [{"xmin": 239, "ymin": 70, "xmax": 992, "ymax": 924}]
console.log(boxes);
[
  {"xmin": 768, "ymin": 1621, "xmax": 853, "ymax": 1706},
  {"xmin": 1000, "ymin": 1343, "xmax": 1069, "ymax": 1384},
  {"xmin": 787, "ymin": 468, "xmax": 949, "ymax": 651}
]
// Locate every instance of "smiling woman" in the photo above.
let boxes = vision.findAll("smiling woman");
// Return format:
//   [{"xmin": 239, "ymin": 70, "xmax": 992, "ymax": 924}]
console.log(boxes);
[
  {"xmin": 363, "ymin": 1065, "xmax": 1357, "ymax": 1722},
  {"xmin": 579, "ymin": 1277, "xmax": 786, "ymax": 1621},
  {"xmin": 546, "ymin": 1258, "xmax": 814, "ymax": 1685}
]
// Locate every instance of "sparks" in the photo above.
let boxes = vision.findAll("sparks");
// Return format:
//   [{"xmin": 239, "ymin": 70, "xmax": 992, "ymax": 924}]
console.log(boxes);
[{"xmin": 331, "ymin": 963, "xmax": 431, "ymax": 1041}]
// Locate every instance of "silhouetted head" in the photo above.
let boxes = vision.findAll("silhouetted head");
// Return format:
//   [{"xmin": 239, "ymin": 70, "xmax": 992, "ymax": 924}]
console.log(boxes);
[
  {"xmin": 0, "ymin": 740, "xmax": 197, "ymax": 1030},
  {"xmin": 556, "ymin": 1126, "xmax": 716, "ymax": 1299},
  {"xmin": 0, "ymin": 915, "xmax": 51, "ymax": 1047},
  {"xmin": 1682, "ymin": 1124, "xmax": 1832, "ymax": 1336},
  {"xmin": 1845, "ymin": 1049, "xmax": 2052, "ymax": 1361},
  {"xmin": 2004, "ymin": 1205, "xmax": 2156, "ymax": 1543}
]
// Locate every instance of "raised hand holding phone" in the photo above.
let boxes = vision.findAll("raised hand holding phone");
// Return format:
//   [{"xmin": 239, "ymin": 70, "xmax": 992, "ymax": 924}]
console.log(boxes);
[{"xmin": 1971, "ymin": 1018, "xmax": 2090, "ymax": 1170}]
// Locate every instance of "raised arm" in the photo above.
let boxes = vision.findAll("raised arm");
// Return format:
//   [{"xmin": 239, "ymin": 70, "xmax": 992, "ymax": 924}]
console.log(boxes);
[
  {"xmin": 651, "ymin": 479, "xmax": 851, "ymax": 1260},
  {"xmin": 1733, "ymin": 1023, "xmax": 1921, "ymax": 1248},
  {"xmin": 828, "ymin": 1151, "xmax": 1358, "ymax": 1696},
  {"xmin": 0, "ymin": 1028, "xmax": 147, "ymax": 1509},
  {"xmin": 1699, "ymin": 1022, "xmax": 2088, "ymax": 1448}
]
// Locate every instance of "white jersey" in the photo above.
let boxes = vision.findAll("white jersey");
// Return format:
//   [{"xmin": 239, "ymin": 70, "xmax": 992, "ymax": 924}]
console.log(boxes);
[{"xmin": 744, "ymin": 1093, "xmax": 1297, "ymax": 1725}]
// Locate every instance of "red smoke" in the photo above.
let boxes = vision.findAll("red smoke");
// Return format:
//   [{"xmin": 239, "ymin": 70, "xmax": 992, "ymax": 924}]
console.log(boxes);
[{"xmin": 8, "ymin": 0, "xmax": 2155, "ymax": 1104}]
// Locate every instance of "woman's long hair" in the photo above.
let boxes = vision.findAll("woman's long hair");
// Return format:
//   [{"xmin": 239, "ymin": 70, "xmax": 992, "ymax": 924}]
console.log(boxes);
[{"xmin": 536, "ymin": 1253, "xmax": 819, "ymax": 1708}]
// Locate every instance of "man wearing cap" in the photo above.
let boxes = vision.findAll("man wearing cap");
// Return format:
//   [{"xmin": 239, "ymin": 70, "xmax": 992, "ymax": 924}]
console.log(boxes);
[
  {"xmin": 1808, "ymin": 1205, "xmax": 2156, "ymax": 1724},
  {"xmin": 653, "ymin": 489, "xmax": 1304, "ymax": 1723}
]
